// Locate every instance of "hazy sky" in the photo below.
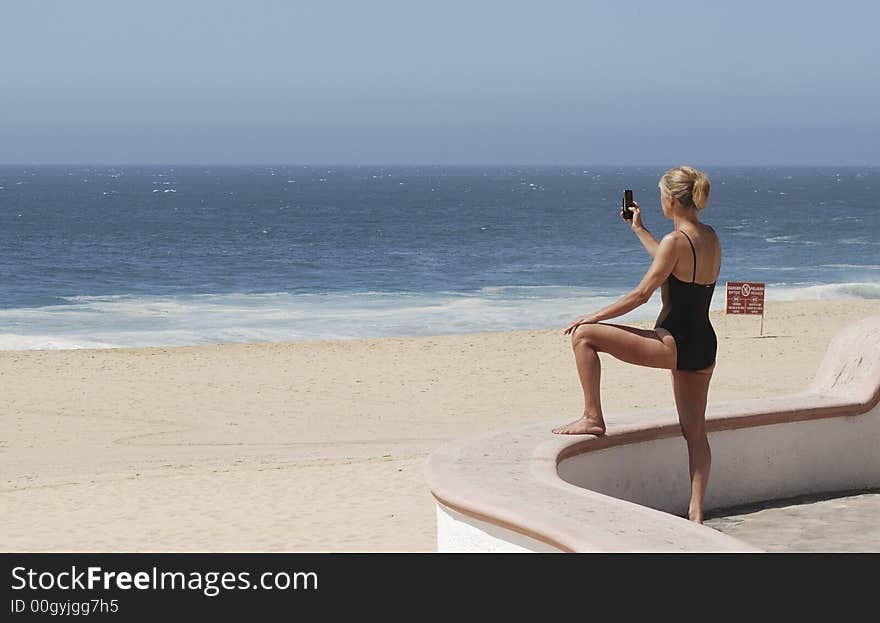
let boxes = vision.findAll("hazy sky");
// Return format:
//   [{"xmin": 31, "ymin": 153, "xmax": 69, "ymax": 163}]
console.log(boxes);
[{"xmin": 2, "ymin": 1, "xmax": 878, "ymax": 165}]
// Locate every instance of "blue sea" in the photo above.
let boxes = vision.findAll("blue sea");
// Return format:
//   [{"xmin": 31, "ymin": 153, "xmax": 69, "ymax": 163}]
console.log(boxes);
[{"xmin": 0, "ymin": 165, "xmax": 877, "ymax": 349}]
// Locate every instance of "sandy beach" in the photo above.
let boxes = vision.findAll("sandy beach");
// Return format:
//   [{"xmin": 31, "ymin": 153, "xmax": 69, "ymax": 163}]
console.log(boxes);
[{"xmin": 2, "ymin": 298, "xmax": 879, "ymax": 552}]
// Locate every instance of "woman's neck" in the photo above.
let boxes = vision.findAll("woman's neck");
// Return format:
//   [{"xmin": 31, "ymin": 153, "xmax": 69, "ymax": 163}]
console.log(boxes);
[{"xmin": 673, "ymin": 210, "xmax": 700, "ymax": 230}]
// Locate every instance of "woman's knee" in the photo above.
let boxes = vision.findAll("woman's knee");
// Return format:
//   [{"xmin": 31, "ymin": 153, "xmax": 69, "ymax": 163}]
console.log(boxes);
[
  {"xmin": 679, "ymin": 419, "xmax": 707, "ymax": 443},
  {"xmin": 571, "ymin": 323, "xmax": 599, "ymax": 349}
]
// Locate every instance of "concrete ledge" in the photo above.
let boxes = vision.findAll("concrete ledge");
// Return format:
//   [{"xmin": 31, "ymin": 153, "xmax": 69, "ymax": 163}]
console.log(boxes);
[{"xmin": 424, "ymin": 316, "xmax": 880, "ymax": 552}]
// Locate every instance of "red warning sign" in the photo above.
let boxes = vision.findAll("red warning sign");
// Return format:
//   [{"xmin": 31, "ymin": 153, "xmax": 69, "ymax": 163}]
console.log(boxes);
[{"xmin": 726, "ymin": 282, "xmax": 765, "ymax": 315}]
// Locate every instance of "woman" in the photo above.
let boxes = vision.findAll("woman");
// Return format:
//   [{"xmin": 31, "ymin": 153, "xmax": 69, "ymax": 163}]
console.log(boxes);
[{"xmin": 552, "ymin": 165, "xmax": 721, "ymax": 524}]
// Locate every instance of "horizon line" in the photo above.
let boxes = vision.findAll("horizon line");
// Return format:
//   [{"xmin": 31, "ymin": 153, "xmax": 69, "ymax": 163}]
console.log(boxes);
[{"xmin": 1, "ymin": 162, "xmax": 877, "ymax": 168}]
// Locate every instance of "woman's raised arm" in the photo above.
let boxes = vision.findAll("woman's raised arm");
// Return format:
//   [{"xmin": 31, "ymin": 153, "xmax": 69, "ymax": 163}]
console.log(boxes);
[{"xmin": 626, "ymin": 201, "xmax": 659, "ymax": 257}]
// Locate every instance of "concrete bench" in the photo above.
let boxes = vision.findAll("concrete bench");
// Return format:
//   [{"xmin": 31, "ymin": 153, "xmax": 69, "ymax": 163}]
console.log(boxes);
[{"xmin": 424, "ymin": 316, "xmax": 880, "ymax": 552}]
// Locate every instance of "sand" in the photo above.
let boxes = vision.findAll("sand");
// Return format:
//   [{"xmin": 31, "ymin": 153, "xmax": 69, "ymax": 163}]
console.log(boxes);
[{"xmin": 2, "ymin": 298, "xmax": 879, "ymax": 552}]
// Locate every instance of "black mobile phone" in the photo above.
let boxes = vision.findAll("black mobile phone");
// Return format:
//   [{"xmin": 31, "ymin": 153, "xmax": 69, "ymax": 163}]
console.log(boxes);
[{"xmin": 622, "ymin": 189, "xmax": 634, "ymax": 220}]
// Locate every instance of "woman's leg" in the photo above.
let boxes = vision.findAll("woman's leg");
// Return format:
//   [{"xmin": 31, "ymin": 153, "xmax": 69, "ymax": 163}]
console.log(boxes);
[
  {"xmin": 672, "ymin": 365, "xmax": 714, "ymax": 523},
  {"xmin": 552, "ymin": 323, "xmax": 677, "ymax": 434}
]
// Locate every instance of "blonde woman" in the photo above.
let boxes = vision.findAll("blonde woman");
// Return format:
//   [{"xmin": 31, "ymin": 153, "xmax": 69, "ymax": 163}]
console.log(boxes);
[{"xmin": 552, "ymin": 166, "xmax": 721, "ymax": 524}]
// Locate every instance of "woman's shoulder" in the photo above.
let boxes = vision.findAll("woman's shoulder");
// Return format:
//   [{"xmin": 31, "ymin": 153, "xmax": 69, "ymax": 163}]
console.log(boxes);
[
  {"xmin": 701, "ymin": 223, "xmax": 721, "ymax": 246},
  {"xmin": 659, "ymin": 230, "xmax": 690, "ymax": 247},
  {"xmin": 661, "ymin": 229, "xmax": 701, "ymax": 244}
]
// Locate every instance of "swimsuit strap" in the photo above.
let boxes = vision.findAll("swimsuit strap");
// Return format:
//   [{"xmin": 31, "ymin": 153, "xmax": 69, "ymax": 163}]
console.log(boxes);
[{"xmin": 679, "ymin": 231, "xmax": 697, "ymax": 283}]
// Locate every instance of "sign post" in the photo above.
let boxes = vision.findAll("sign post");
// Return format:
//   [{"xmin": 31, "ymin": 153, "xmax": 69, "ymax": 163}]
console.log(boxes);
[{"xmin": 726, "ymin": 281, "xmax": 766, "ymax": 336}]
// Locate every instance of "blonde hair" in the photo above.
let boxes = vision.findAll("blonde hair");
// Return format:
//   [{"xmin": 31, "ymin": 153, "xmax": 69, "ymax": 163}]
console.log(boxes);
[{"xmin": 659, "ymin": 165, "xmax": 710, "ymax": 211}]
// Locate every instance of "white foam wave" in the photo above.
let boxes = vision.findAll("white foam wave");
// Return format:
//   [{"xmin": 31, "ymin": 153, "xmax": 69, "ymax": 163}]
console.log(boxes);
[
  {"xmin": 766, "ymin": 282, "xmax": 880, "ymax": 301},
  {"xmin": 0, "ymin": 288, "xmax": 664, "ymax": 350},
  {"xmin": 764, "ymin": 235, "xmax": 818, "ymax": 245},
  {"xmin": 1, "ymin": 280, "xmax": 874, "ymax": 351},
  {"xmin": 0, "ymin": 334, "xmax": 119, "ymax": 350}
]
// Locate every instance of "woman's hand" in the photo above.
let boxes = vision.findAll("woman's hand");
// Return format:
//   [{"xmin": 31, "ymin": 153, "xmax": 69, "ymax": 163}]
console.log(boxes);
[
  {"xmin": 625, "ymin": 200, "xmax": 645, "ymax": 231},
  {"xmin": 563, "ymin": 314, "xmax": 599, "ymax": 335}
]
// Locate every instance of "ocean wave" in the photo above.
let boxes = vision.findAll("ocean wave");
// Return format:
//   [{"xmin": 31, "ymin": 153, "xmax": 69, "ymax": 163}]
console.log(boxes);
[
  {"xmin": 0, "ymin": 289, "xmax": 663, "ymax": 350},
  {"xmin": 0, "ymin": 334, "xmax": 119, "ymax": 350},
  {"xmin": 764, "ymin": 235, "xmax": 819, "ymax": 245},
  {"xmin": 838, "ymin": 238, "xmax": 875, "ymax": 245},
  {"xmin": 0, "ymin": 281, "xmax": 874, "ymax": 351},
  {"xmin": 766, "ymin": 282, "xmax": 880, "ymax": 301},
  {"xmin": 456, "ymin": 285, "xmax": 616, "ymax": 299}
]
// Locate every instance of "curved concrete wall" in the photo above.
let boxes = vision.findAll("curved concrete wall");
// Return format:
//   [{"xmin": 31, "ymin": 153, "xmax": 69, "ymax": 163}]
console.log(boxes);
[
  {"xmin": 425, "ymin": 316, "xmax": 880, "ymax": 553},
  {"xmin": 436, "ymin": 503, "xmax": 561, "ymax": 553},
  {"xmin": 558, "ymin": 403, "xmax": 880, "ymax": 517}
]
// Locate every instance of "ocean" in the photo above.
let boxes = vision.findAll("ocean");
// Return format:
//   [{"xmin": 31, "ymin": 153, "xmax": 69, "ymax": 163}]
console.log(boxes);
[{"xmin": 0, "ymin": 165, "xmax": 877, "ymax": 349}]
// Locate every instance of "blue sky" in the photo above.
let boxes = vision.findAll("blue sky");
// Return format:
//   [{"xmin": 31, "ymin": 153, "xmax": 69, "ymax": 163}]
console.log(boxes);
[{"xmin": 1, "ymin": 1, "xmax": 878, "ymax": 164}]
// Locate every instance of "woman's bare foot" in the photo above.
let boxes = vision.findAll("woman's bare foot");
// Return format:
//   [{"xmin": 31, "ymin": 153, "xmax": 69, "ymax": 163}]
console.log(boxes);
[
  {"xmin": 552, "ymin": 415, "xmax": 606, "ymax": 436},
  {"xmin": 688, "ymin": 508, "xmax": 703, "ymax": 524}
]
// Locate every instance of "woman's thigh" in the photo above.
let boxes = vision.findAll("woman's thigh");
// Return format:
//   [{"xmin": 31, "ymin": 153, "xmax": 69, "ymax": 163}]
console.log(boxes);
[
  {"xmin": 573, "ymin": 322, "xmax": 677, "ymax": 370},
  {"xmin": 672, "ymin": 365, "xmax": 714, "ymax": 436}
]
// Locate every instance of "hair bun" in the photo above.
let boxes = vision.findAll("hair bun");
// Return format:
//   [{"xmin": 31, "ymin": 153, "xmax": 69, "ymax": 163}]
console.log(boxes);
[{"xmin": 692, "ymin": 172, "xmax": 710, "ymax": 211}]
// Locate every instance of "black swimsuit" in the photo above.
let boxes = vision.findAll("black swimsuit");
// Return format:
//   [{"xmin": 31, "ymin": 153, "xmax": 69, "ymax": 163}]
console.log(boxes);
[{"xmin": 655, "ymin": 231, "xmax": 717, "ymax": 371}]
